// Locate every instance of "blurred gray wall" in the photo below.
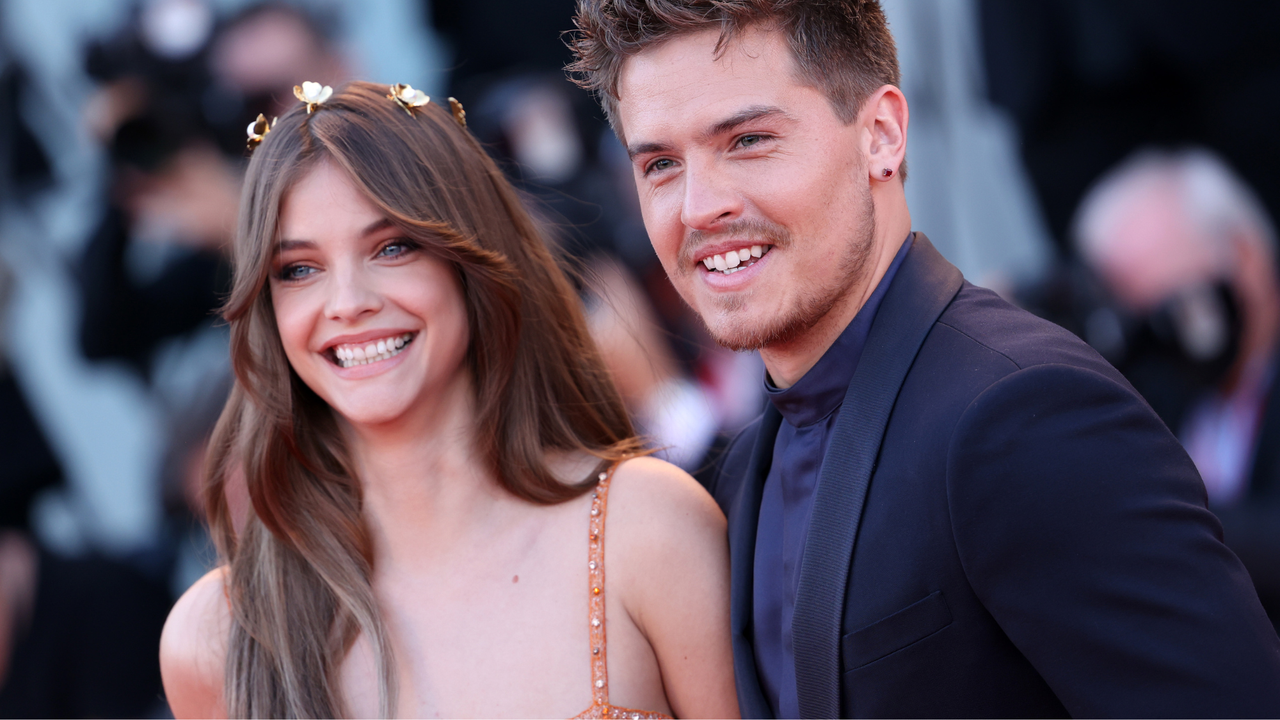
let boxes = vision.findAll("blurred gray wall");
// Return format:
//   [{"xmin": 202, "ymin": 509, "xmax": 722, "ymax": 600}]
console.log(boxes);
[{"xmin": 883, "ymin": 0, "xmax": 1052, "ymax": 291}]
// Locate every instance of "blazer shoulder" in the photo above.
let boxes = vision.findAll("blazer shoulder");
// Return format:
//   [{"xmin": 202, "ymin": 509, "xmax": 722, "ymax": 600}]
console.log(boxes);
[
  {"xmin": 933, "ymin": 282, "xmax": 1119, "ymax": 380},
  {"xmin": 943, "ymin": 359, "xmax": 1280, "ymax": 716}
]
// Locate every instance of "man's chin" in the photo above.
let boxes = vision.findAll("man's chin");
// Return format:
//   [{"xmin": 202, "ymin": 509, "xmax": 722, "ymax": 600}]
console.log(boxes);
[{"xmin": 705, "ymin": 313, "xmax": 809, "ymax": 353}]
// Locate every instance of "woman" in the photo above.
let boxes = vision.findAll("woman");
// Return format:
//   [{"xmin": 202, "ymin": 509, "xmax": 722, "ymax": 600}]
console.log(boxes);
[{"xmin": 159, "ymin": 81, "xmax": 736, "ymax": 718}]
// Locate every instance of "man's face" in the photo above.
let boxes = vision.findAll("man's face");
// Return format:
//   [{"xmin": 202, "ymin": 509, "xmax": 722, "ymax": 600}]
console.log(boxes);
[{"xmin": 616, "ymin": 27, "xmax": 875, "ymax": 351}]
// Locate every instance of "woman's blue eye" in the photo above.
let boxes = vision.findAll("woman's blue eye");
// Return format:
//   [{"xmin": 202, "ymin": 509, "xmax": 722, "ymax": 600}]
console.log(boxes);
[
  {"xmin": 379, "ymin": 241, "xmax": 412, "ymax": 258},
  {"xmin": 280, "ymin": 264, "xmax": 314, "ymax": 281}
]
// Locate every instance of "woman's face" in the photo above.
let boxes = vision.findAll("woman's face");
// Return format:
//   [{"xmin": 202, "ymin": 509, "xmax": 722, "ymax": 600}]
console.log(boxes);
[{"xmin": 271, "ymin": 160, "xmax": 471, "ymax": 430}]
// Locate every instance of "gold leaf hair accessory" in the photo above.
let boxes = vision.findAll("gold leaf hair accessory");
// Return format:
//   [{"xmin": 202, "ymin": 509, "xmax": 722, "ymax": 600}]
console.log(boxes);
[
  {"xmin": 388, "ymin": 83, "xmax": 430, "ymax": 116},
  {"xmin": 245, "ymin": 113, "xmax": 276, "ymax": 154},
  {"xmin": 448, "ymin": 97, "xmax": 467, "ymax": 127},
  {"xmin": 293, "ymin": 81, "xmax": 333, "ymax": 113}
]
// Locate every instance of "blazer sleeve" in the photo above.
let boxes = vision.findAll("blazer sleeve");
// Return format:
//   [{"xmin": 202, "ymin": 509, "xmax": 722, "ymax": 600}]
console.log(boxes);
[{"xmin": 946, "ymin": 362, "xmax": 1280, "ymax": 718}]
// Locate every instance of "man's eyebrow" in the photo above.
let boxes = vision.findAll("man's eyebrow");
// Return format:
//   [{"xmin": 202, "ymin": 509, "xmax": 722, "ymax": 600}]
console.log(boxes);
[
  {"xmin": 275, "ymin": 218, "xmax": 395, "ymax": 253},
  {"xmin": 627, "ymin": 140, "xmax": 673, "ymax": 161},
  {"xmin": 700, "ymin": 105, "xmax": 791, "ymax": 142},
  {"xmin": 626, "ymin": 105, "xmax": 793, "ymax": 161}
]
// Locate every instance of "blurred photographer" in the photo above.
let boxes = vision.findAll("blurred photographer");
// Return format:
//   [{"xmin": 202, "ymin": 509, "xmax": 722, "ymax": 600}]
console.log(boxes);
[
  {"xmin": 79, "ymin": 1, "xmax": 346, "ymax": 376},
  {"xmin": 1075, "ymin": 148, "xmax": 1280, "ymax": 628}
]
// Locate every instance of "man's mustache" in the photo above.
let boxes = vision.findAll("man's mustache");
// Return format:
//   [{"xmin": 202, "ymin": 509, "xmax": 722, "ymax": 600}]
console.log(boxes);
[{"xmin": 677, "ymin": 219, "xmax": 792, "ymax": 269}]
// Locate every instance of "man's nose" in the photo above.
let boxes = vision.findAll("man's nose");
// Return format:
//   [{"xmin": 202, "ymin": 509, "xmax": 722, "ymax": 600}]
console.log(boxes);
[
  {"xmin": 680, "ymin": 164, "xmax": 742, "ymax": 231},
  {"xmin": 325, "ymin": 265, "xmax": 382, "ymax": 321}
]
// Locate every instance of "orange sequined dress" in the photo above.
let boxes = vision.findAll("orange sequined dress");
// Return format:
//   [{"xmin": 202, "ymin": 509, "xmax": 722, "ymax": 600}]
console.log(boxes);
[{"xmin": 571, "ymin": 465, "xmax": 672, "ymax": 720}]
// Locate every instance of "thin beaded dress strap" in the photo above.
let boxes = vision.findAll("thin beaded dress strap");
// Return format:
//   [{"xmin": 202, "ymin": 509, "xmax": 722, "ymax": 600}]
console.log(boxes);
[
  {"xmin": 573, "ymin": 463, "xmax": 672, "ymax": 720},
  {"xmin": 586, "ymin": 464, "xmax": 615, "ymax": 707}
]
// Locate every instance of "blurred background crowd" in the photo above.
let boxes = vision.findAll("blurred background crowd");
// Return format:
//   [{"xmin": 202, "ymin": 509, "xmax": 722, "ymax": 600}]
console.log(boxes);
[{"xmin": 0, "ymin": 0, "xmax": 1277, "ymax": 715}]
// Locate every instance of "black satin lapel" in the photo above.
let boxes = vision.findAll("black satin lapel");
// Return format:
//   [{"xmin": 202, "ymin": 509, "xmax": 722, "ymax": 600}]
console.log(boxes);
[
  {"xmin": 729, "ymin": 405, "xmax": 782, "ymax": 719},
  {"xmin": 791, "ymin": 234, "xmax": 964, "ymax": 717}
]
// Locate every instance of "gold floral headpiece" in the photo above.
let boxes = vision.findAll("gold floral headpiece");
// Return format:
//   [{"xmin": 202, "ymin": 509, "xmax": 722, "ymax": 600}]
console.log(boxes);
[
  {"xmin": 388, "ymin": 83, "xmax": 430, "ymax": 116},
  {"xmin": 293, "ymin": 81, "xmax": 332, "ymax": 113},
  {"xmin": 246, "ymin": 113, "xmax": 276, "ymax": 154},
  {"xmin": 276, "ymin": 81, "xmax": 469, "ymax": 135},
  {"xmin": 448, "ymin": 97, "xmax": 467, "ymax": 127},
  {"xmin": 386, "ymin": 83, "xmax": 467, "ymax": 128}
]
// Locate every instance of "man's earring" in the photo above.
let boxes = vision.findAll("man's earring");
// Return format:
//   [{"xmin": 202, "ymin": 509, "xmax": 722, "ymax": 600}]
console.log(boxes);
[{"xmin": 882, "ymin": 168, "xmax": 894, "ymax": 178}]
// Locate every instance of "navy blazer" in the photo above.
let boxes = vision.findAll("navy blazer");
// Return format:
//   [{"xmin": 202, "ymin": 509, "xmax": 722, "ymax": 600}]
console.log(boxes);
[{"xmin": 711, "ymin": 234, "xmax": 1280, "ymax": 718}]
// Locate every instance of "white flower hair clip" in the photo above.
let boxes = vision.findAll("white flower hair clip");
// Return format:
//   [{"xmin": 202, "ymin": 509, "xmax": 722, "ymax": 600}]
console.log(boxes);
[
  {"xmin": 388, "ymin": 83, "xmax": 430, "ymax": 116},
  {"xmin": 293, "ymin": 81, "xmax": 333, "ymax": 114},
  {"xmin": 386, "ymin": 83, "xmax": 467, "ymax": 128},
  {"xmin": 245, "ymin": 113, "xmax": 276, "ymax": 154}
]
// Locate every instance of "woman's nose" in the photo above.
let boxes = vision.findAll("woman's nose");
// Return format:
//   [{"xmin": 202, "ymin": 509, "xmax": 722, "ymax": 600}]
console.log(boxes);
[{"xmin": 324, "ymin": 265, "xmax": 382, "ymax": 321}]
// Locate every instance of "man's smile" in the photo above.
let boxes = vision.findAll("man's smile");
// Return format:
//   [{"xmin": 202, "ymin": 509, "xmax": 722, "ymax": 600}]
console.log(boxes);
[{"xmin": 699, "ymin": 244, "xmax": 773, "ymax": 274}]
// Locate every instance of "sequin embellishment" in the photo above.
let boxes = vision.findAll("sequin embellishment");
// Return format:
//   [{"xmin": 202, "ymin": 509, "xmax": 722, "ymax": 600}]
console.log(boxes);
[{"xmin": 570, "ymin": 464, "xmax": 671, "ymax": 720}]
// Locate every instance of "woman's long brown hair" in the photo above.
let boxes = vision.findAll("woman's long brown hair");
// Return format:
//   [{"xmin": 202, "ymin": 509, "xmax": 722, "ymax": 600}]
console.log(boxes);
[{"xmin": 204, "ymin": 81, "xmax": 646, "ymax": 718}]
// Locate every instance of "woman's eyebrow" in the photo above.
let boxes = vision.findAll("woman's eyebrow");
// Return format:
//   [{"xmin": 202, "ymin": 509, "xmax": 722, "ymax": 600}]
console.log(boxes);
[
  {"xmin": 275, "ymin": 239, "xmax": 316, "ymax": 254},
  {"xmin": 359, "ymin": 218, "xmax": 394, "ymax": 237},
  {"xmin": 275, "ymin": 218, "xmax": 394, "ymax": 254}
]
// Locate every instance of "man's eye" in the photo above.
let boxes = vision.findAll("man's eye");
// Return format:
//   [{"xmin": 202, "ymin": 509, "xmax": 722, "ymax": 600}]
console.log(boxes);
[
  {"xmin": 738, "ymin": 135, "xmax": 763, "ymax": 147},
  {"xmin": 647, "ymin": 158, "xmax": 675, "ymax": 174}
]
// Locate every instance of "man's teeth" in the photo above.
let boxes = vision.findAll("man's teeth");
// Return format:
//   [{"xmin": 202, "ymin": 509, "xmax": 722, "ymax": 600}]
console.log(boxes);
[
  {"xmin": 333, "ymin": 333, "xmax": 413, "ymax": 368},
  {"xmin": 702, "ymin": 245, "xmax": 767, "ymax": 274}
]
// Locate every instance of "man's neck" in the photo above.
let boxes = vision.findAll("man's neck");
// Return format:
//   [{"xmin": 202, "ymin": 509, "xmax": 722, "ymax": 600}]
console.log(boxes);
[{"xmin": 761, "ymin": 209, "xmax": 911, "ymax": 389}]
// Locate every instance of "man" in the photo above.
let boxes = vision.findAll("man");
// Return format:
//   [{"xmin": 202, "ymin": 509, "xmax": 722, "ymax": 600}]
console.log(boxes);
[
  {"xmin": 568, "ymin": 1, "xmax": 1280, "ymax": 717},
  {"xmin": 1075, "ymin": 148, "xmax": 1280, "ymax": 630}
]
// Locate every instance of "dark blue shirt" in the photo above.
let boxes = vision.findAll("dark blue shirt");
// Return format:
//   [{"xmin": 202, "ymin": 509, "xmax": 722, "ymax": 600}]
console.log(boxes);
[{"xmin": 752, "ymin": 233, "xmax": 914, "ymax": 718}]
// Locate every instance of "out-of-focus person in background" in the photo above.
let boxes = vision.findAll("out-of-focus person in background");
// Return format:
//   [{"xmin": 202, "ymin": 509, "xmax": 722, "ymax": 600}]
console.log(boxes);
[
  {"xmin": 1075, "ymin": 147, "xmax": 1280, "ymax": 629},
  {"xmin": 0, "ymin": 514, "xmax": 171, "ymax": 719},
  {"xmin": 979, "ymin": 0, "xmax": 1280, "ymax": 258},
  {"xmin": 0, "ymin": 22, "xmax": 174, "ymax": 717},
  {"xmin": 2, "ymin": 258, "xmax": 171, "ymax": 716}
]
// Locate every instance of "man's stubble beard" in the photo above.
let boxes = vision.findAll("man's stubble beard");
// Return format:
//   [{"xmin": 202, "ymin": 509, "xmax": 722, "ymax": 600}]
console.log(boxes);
[{"xmin": 686, "ymin": 182, "xmax": 877, "ymax": 353}]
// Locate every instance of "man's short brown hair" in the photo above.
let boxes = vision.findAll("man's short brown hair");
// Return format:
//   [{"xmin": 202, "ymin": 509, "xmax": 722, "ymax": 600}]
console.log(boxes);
[{"xmin": 567, "ymin": 0, "xmax": 901, "ymax": 135}]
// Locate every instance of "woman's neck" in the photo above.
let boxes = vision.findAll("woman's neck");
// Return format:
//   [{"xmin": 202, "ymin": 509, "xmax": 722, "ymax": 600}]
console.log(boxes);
[{"xmin": 343, "ymin": 373, "xmax": 512, "ymax": 572}]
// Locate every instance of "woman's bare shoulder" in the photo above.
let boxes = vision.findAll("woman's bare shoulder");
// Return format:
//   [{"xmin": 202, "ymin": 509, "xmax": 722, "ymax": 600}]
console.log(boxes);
[
  {"xmin": 605, "ymin": 456, "xmax": 738, "ymax": 717},
  {"xmin": 161, "ymin": 566, "xmax": 231, "ymax": 719},
  {"xmin": 605, "ymin": 455, "xmax": 727, "ymax": 595},
  {"xmin": 606, "ymin": 455, "xmax": 725, "ymax": 536}
]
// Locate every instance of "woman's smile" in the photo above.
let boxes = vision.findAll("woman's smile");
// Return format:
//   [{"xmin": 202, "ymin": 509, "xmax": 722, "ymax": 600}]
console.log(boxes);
[{"xmin": 329, "ymin": 332, "xmax": 415, "ymax": 368}]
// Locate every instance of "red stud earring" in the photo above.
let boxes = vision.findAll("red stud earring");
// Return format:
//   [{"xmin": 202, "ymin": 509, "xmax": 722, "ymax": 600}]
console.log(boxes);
[{"xmin": 882, "ymin": 168, "xmax": 894, "ymax": 178}]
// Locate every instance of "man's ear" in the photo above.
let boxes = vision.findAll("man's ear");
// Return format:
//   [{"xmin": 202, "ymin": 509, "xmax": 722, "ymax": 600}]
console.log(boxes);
[{"xmin": 863, "ymin": 85, "xmax": 908, "ymax": 181}]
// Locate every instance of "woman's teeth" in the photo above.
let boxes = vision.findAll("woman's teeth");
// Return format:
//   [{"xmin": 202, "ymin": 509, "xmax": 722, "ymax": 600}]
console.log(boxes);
[
  {"xmin": 333, "ymin": 333, "xmax": 414, "ymax": 368},
  {"xmin": 702, "ymin": 245, "xmax": 767, "ymax": 274}
]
